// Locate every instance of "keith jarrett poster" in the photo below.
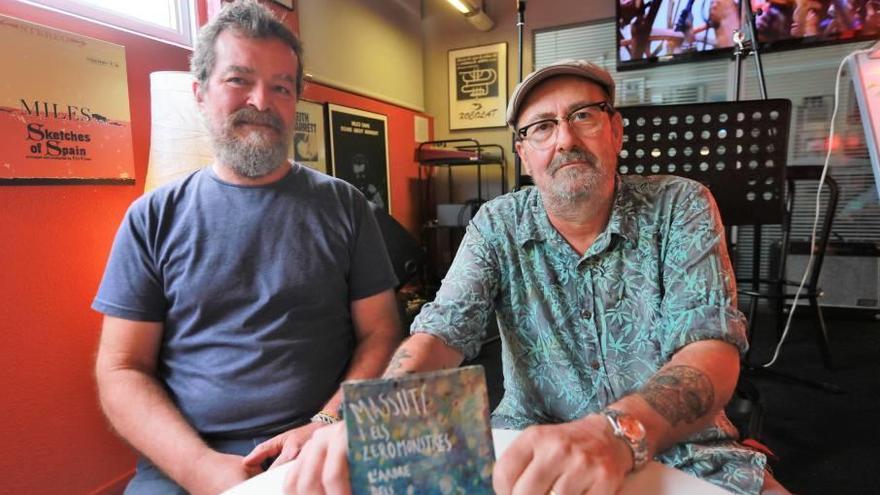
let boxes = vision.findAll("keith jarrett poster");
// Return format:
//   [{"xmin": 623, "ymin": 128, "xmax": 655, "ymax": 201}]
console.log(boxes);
[
  {"xmin": 448, "ymin": 42, "xmax": 507, "ymax": 130},
  {"xmin": 0, "ymin": 14, "xmax": 134, "ymax": 183}
]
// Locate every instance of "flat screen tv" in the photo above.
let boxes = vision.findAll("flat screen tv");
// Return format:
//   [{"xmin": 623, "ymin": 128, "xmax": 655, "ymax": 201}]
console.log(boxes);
[{"xmin": 617, "ymin": 0, "xmax": 880, "ymax": 71}]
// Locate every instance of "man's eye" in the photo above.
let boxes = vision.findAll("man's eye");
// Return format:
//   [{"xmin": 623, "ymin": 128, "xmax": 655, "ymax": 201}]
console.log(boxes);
[
  {"xmin": 532, "ymin": 121, "xmax": 555, "ymax": 134},
  {"xmin": 275, "ymin": 85, "xmax": 292, "ymax": 95},
  {"xmin": 226, "ymin": 77, "xmax": 247, "ymax": 85},
  {"xmin": 570, "ymin": 110, "xmax": 593, "ymax": 122}
]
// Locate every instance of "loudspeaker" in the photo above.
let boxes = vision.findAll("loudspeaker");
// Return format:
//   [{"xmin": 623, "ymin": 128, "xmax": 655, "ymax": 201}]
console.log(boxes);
[
  {"xmin": 370, "ymin": 204, "xmax": 424, "ymax": 289},
  {"xmin": 786, "ymin": 242, "xmax": 880, "ymax": 311}
]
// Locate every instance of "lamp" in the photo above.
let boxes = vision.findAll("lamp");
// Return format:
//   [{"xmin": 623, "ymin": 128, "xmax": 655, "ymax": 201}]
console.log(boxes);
[
  {"xmin": 445, "ymin": 0, "xmax": 494, "ymax": 31},
  {"xmin": 145, "ymin": 71, "xmax": 213, "ymax": 192}
]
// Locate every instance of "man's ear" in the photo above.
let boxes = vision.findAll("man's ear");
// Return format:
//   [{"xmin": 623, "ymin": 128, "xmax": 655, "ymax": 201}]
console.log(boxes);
[
  {"xmin": 514, "ymin": 140, "xmax": 532, "ymax": 176},
  {"xmin": 193, "ymin": 80, "xmax": 205, "ymax": 109}
]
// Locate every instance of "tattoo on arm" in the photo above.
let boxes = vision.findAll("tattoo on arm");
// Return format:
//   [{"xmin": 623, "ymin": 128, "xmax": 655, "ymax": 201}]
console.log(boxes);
[
  {"xmin": 383, "ymin": 348, "xmax": 412, "ymax": 377},
  {"xmin": 637, "ymin": 365, "xmax": 715, "ymax": 426}
]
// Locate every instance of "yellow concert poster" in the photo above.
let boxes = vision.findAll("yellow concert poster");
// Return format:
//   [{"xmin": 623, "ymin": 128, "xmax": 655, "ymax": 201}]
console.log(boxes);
[{"xmin": 0, "ymin": 14, "xmax": 134, "ymax": 183}]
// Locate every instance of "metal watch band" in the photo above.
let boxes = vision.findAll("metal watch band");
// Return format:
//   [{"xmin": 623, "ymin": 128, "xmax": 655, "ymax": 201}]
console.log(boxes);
[{"xmin": 602, "ymin": 408, "xmax": 649, "ymax": 471}]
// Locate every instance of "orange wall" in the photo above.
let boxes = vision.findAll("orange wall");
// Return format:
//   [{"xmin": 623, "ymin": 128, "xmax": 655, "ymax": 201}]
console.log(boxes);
[
  {"xmin": 0, "ymin": 2, "xmax": 428, "ymax": 494},
  {"xmin": 0, "ymin": 3, "xmax": 192, "ymax": 494}
]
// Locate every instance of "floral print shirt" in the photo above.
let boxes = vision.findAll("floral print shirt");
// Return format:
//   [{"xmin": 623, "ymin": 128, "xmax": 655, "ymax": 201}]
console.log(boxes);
[{"xmin": 412, "ymin": 174, "xmax": 766, "ymax": 494}]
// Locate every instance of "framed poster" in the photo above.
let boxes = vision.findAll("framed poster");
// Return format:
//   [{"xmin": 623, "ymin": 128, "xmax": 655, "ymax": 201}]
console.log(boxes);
[
  {"xmin": 0, "ymin": 14, "xmax": 134, "ymax": 184},
  {"xmin": 294, "ymin": 100, "xmax": 328, "ymax": 174},
  {"xmin": 448, "ymin": 42, "xmax": 507, "ymax": 130},
  {"xmin": 328, "ymin": 104, "xmax": 390, "ymax": 213}
]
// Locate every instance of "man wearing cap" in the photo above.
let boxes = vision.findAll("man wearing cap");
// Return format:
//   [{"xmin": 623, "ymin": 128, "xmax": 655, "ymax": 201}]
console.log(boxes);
[{"xmin": 286, "ymin": 60, "xmax": 789, "ymax": 495}]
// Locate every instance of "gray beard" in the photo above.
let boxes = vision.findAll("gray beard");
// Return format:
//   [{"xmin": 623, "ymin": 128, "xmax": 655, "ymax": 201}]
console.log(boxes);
[
  {"xmin": 212, "ymin": 129, "xmax": 289, "ymax": 179},
  {"xmin": 206, "ymin": 108, "xmax": 291, "ymax": 179},
  {"xmin": 538, "ymin": 148, "xmax": 607, "ymax": 213}
]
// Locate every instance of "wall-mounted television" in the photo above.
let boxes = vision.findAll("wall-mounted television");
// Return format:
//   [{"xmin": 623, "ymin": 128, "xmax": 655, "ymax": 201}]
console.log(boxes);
[{"xmin": 617, "ymin": 0, "xmax": 880, "ymax": 71}]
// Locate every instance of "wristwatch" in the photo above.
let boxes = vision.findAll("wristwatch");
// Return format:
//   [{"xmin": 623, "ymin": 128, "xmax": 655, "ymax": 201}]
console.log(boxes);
[{"xmin": 601, "ymin": 408, "xmax": 649, "ymax": 471}]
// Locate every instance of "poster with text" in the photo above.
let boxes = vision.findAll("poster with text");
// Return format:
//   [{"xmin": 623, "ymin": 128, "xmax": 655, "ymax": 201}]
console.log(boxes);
[
  {"xmin": 448, "ymin": 42, "xmax": 507, "ymax": 130},
  {"xmin": 0, "ymin": 14, "xmax": 134, "ymax": 183},
  {"xmin": 294, "ymin": 99, "xmax": 327, "ymax": 174},
  {"xmin": 328, "ymin": 104, "xmax": 390, "ymax": 212}
]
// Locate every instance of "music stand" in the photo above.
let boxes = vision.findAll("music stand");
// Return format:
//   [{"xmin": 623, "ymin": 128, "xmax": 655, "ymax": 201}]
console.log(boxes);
[{"xmin": 617, "ymin": 99, "xmax": 790, "ymax": 227}]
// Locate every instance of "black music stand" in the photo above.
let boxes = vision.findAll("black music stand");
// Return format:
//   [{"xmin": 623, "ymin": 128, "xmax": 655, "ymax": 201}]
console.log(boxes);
[{"xmin": 617, "ymin": 99, "xmax": 790, "ymax": 226}]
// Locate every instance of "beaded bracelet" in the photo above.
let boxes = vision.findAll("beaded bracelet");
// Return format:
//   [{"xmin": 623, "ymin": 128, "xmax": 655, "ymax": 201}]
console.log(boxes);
[{"xmin": 310, "ymin": 409, "xmax": 342, "ymax": 424}]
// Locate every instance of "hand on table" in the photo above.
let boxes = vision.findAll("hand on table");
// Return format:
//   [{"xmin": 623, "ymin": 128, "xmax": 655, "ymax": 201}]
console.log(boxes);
[
  {"xmin": 284, "ymin": 421, "xmax": 350, "ymax": 495},
  {"xmin": 184, "ymin": 450, "xmax": 262, "ymax": 495},
  {"xmin": 493, "ymin": 415, "xmax": 634, "ymax": 495},
  {"xmin": 243, "ymin": 421, "xmax": 324, "ymax": 470}
]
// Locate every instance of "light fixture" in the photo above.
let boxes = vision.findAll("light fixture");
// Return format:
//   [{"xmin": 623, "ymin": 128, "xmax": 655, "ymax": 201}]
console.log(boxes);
[
  {"xmin": 446, "ymin": 0, "xmax": 475, "ymax": 15},
  {"xmin": 446, "ymin": 0, "xmax": 494, "ymax": 32}
]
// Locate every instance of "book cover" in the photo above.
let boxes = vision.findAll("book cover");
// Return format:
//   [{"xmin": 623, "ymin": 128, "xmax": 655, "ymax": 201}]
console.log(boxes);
[{"xmin": 343, "ymin": 365, "xmax": 494, "ymax": 495}]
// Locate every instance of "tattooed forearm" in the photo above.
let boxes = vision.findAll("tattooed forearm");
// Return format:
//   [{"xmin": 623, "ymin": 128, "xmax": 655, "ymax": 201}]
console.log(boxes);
[
  {"xmin": 383, "ymin": 348, "xmax": 412, "ymax": 377},
  {"xmin": 637, "ymin": 365, "xmax": 715, "ymax": 426}
]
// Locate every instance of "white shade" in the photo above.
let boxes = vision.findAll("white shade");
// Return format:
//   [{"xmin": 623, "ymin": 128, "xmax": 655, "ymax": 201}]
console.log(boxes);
[{"xmin": 145, "ymin": 71, "xmax": 213, "ymax": 192}]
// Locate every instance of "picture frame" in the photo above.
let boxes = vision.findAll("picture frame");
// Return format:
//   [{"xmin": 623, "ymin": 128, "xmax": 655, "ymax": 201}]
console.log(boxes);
[
  {"xmin": 327, "ymin": 104, "xmax": 391, "ymax": 213},
  {"xmin": 448, "ymin": 42, "xmax": 507, "ymax": 130},
  {"xmin": 293, "ymin": 99, "xmax": 328, "ymax": 174}
]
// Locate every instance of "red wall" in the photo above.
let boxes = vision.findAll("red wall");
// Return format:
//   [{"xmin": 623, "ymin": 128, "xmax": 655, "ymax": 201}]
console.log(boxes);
[
  {"xmin": 0, "ymin": 3, "xmax": 192, "ymax": 494},
  {"xmin": 0, "ymin": 2, "xmax": 428, "ymax": 494}
]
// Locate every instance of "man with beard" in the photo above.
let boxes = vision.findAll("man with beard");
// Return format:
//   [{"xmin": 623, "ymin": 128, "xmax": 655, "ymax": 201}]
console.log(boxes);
[
  {"xmin": 287, "ymin": 60, "xmax": 791, "ymax": 495},
  {"xmin": 92, "ymin": 1, "xmax": 400, "ymax": 493}
]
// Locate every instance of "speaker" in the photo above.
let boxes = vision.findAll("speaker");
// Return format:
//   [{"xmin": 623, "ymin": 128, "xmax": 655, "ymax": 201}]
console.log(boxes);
[
  {"xmin": 369, "ymin": 204, "xmax": 424, "ymax": 290},
  {"xmin": 786, "ymin": 242, "xmax": 880, "ymax": 311}
]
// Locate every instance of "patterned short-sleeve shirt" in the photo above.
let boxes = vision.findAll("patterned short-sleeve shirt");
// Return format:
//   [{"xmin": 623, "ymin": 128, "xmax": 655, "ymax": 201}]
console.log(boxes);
[{"xmin": 413, "ymin": 174, "xmax": 767, "ymax": 494}]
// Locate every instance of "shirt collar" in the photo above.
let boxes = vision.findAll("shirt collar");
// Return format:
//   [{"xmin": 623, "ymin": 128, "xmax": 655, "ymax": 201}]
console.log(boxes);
[{"xmin": 516, "ymin": 175, "xmax": 640, "ymax": 249}]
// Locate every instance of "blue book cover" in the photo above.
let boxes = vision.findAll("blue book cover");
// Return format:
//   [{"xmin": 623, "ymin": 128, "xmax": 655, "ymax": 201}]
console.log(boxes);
[{"xmin": 342, "ymin": 365, "xmax": 495, "ymax": 495}]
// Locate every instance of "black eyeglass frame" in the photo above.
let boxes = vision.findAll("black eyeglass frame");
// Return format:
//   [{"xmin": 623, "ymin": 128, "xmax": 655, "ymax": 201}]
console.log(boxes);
[{"xmin": 515, "ymin": 100, "xmax": 616, "ymax": 141}]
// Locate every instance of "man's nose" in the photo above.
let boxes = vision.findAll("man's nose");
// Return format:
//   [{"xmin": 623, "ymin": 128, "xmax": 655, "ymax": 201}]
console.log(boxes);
[
  {"xmin": 247, "ymin": 82, "xmax": 271, "ymax": 111},
  {"xmin": 555, "ymin": 119, "xmax": 579, "ymax": 151}
]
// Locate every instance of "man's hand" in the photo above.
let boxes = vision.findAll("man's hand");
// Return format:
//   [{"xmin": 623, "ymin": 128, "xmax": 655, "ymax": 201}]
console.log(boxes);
[
  {"xmin": 284, "ymin": 421, "xmax": 350, "ymax": 495},
  {"xmin": 243, "ymin": 422, "xmax": 324, "ymax": 470},
  {"xmin": 493, "ymin": 415, "xmax": 633, "ymax": 495},
  {"xmin": 183, "ymin": 450, "xmax": 261, "ymax": 495}
]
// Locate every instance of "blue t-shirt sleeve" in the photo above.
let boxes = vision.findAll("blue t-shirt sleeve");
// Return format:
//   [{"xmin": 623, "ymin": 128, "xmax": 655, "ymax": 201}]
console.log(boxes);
[
  {"xmin": 92, "ymin": 199, "xmax": 167, "ymax": 322},
  {"xmin": 347, "ymin": 200, "xmax": 398, "ymax": 301}
]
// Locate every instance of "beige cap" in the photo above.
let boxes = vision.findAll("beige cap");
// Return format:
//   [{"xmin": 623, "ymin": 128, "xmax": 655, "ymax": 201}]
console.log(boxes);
[{"xmin": 506, "ymin": 59, "xmax": 615, "ymax": 129}]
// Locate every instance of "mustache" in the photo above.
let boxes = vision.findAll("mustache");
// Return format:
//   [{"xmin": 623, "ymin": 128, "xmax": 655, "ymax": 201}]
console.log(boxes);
[
  {"xmin": 547, "ymin": 148, "xmax": 598, "ymax": 175},
  {"xmin": 228, "ymin": 108, "xmax": 284, "ymax": 132}
]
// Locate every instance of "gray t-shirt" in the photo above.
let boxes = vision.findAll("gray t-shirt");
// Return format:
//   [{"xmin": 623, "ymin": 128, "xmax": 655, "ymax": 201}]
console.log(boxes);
[{"xmin": 93, "ymin": 163, "xmax": 397, "ymax": 437}]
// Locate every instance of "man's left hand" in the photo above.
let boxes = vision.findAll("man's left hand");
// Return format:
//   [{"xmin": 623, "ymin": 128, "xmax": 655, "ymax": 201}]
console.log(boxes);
[
  {"xmin": 493, "ymin": 415, "xmax": 633, "ymax": 495},
  {"xmin": 243, "ymin": 421, "xmax": 324, "ymax": 470}
]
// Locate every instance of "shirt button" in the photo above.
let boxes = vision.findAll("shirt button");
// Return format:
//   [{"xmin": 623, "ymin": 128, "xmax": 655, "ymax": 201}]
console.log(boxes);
[
  {"xmin": 581, "ymin": 309, "xmax": 592, "ymax": 319},
  {"xmin": 591, "ymin": 360, "xmax": 600, "ymax": 370}
]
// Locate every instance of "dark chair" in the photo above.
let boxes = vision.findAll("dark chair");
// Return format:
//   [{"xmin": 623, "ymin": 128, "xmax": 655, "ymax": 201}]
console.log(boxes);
[{"xmin": 737, "ymin": 165, "xmax": 840, "ymax": 370}]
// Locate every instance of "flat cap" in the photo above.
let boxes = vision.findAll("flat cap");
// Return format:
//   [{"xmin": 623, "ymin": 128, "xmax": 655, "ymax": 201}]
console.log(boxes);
[{"xmin": 506, "ymin": 59, "xmax": 615, "ymax": 128}]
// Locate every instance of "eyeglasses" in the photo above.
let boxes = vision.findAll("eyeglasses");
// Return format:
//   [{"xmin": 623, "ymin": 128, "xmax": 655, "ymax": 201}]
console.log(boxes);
[{"xmin": 516, "ymin": 101, "xmax": 614, "ymax": 150}]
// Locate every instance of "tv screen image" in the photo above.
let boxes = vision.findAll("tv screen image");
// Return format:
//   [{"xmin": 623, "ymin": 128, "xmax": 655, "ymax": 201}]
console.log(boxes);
[{"xmin": 617, "ymin": 0, "xmax": 880, "ymax": 70}]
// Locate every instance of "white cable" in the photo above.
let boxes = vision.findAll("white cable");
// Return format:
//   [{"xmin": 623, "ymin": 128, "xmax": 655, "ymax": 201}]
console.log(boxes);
[{"xmin": 761, "ymin": 47, "xmax": 871, "ymax": 367}]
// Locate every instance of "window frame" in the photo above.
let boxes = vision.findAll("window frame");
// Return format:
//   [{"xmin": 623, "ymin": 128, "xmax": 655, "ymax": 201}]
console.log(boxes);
[{"xmin": 19, "ymin": 0, "xmax": 197, "ymax": 48}]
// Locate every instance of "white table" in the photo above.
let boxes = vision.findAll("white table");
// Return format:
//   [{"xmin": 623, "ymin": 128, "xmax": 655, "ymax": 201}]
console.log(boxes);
[{"xmin": 224, "ymin": 429, "xmax": 731, "ymax": 494}]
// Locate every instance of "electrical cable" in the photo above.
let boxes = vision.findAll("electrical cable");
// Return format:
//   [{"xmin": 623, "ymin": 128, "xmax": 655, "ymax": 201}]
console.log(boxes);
[{"xmin": 762, "ymin": 45, "xmax": 872, "ymax": 367}]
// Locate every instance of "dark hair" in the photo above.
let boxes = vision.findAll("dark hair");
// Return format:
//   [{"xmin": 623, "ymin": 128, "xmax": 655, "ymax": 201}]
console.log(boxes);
[{"xmin": 190, "ymin": 0, "xmax": 304, "ymax": 96}]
